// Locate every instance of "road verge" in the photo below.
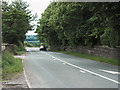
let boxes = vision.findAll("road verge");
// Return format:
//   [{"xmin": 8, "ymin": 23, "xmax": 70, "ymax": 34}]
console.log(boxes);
[
  {"xmin": 50, "ymin": 50, "xmax": 119, "ymax": 66},
  {"xmin": 2, "ymin": 52, "xmax": 28, "ymax": 88}
]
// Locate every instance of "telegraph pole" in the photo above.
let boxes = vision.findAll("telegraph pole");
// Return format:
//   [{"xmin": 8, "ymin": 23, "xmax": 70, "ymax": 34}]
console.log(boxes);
[
  {"xmin": 0, "ymin": 0, "xmax": 2, "ymax": 56},
  {"xmin": 0, "ymin": 0, "xmax": 2, "ymax": 88}
]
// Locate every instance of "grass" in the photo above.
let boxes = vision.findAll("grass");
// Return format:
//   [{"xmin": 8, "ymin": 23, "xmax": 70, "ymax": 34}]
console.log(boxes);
[
  {"xmin": 2, "ymin": 51, "xmax": 23, "ymax": 80},
  {"xmin": 14, "ymin": 50, "xmax": 25, "ymax": 55},
  {"xmin": 50, "ymin": 50, "xmax": 119, "ymax": 66}
]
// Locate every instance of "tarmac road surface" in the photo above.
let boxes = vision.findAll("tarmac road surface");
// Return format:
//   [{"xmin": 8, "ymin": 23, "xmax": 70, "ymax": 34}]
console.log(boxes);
[{"xmin": 23, "ymin": 47, "xmax": 119, "ymax": 88}]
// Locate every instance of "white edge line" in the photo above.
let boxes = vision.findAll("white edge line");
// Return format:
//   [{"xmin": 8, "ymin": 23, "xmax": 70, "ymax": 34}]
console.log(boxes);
[
  {"xmin": 44, "ymin": 52, "xmax": 120, "ymax": 85},
  {"xmin": 22, "ymin": 57, "xmax": 31, "ymax": 88}
]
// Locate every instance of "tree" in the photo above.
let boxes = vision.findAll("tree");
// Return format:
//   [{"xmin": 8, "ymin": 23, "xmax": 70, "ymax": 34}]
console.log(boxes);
[
  {"xmin": 36, "ymin": 2, "xmax": 120, "ymax": 50},
  {"xmin": 2, "ymin": 0, "xmax": 34, "ymax": 45}
]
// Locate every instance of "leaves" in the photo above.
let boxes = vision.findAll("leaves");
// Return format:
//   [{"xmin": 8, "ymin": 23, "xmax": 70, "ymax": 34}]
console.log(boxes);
[
  {"xmin": 36, "ymin": 2, "xmax": 119, "ymax": 49},
  {"xmin": 2, "ymin": 0, "xmax": 34, "ymax": 45}
]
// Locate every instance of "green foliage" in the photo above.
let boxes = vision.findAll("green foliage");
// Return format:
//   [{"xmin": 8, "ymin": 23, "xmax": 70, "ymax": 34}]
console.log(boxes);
[
  {"xmin": 2, "ymin": 0, "xmax": 34, "ymax": 45},
  {"xmin": 18, "ymin": 40, "xmax": 25, "ymax": 50},
  {"xmin": 36, "ymin": 2, "xmax": 120, "ymax": 49},
  {"xmin": 24, "ymin": 42, "xmax": 36, "ymax": 47},
  {"xmin": 2, "ymin": 51, "xmax": 23, "ymax": 79},
  {"xmin": 13, "ymin": 40, "xmax": 25, "ymax": 55},
  {"xmin": 14, "ymin": 50, "xmax": 25, "ymax": 55},
  {"xmin": 13, "ymin": 44, "xmax": 25, "ymax": 55}
]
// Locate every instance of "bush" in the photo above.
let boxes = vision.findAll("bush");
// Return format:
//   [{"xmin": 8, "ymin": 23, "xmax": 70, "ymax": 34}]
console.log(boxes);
[
  {"xmin": 13, "ymin": 44, "xmax": 25, "ymax": 55},
  {"xmin": 13, "ymin": 45, "xmax": 21, "ymax": 55},
  {"xmin": 13, "ymin": 45, "xmax": 20, "ymax": 51},
  {"xmin": 18, "ymin": 40, "xmax": 24, "ymax": 50},
  {"xmin": 13, "ymin": 50, "xmax": 18, "ymax": 55}
]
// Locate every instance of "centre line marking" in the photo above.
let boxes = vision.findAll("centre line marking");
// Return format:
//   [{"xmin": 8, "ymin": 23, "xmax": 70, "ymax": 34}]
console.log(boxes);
[
  {"xmin": 80, "ymin": 70, "xmax": 86, "ymax": 73},
  {"xmin": 99, "ymin": 69, "xmax": 120, "ymax": 75},
  {"xmin": 44, "ymin": 52, "xmax": 120, "ymax": 85}
]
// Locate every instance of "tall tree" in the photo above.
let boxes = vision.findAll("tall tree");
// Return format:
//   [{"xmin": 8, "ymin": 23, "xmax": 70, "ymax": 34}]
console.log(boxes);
[
  {"xmin": 2, "ymin": 0, "xmax": 33, "ymax": 45},
  {"xmin": 36, "ymin": 2, "xmax": 120, "ymax": 50}
]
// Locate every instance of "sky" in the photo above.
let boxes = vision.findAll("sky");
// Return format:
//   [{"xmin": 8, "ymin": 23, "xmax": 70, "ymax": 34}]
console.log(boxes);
[
  {"xmin": 20, "ymin": 0, "xmax": 52, "ymax": 35},
  {"xmin": 22, "ymin": 0, "xmax": 51, "ymax": 19}
]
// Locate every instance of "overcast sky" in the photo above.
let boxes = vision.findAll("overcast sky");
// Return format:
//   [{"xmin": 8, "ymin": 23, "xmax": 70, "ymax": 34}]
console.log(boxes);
[
  {"xmin": 19, "ymin": 0, "xmax": 52, "ymax": 34},
  {"xmin": 22, "ymin": 0, "xmax": 51, "ymax": 19},
  {"xmin": 7, "ymin": 0, "xmax": 52, "ymax": 34}
]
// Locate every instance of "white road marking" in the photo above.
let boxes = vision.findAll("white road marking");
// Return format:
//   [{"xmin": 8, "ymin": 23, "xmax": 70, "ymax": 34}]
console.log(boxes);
[
  {"xmin": 44, "ymin": 52, "xmax": 120, "ymax": 85},
  {"xmin": 99, "ymin": 69, "xmax": 120, "ymax": 75},
  {"xmin": 23, "ymin": 66, "xmax": 31, "ymax": 88},
  {"xmin": 22, "ymin": 56, "xmax": 31, "ymax": 88},
  {"xmin": 14, "ymin": 55, "xmax": 31, "ymax": 88},
  {"xmin": 80, "ymin": 70, "xmax": 86, "ymax": 73}
]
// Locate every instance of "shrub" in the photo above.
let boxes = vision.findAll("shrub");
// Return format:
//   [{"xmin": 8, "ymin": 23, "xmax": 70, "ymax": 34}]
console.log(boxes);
[{"xmin": 13, "ymin": 43, "xmax": 25, "ymax": 55}]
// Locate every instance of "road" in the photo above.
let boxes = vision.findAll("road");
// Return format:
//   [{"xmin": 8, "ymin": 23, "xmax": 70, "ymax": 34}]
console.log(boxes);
[{"xmin": 23, "ymin": 47, "xmax": 119, "ymax": 88}]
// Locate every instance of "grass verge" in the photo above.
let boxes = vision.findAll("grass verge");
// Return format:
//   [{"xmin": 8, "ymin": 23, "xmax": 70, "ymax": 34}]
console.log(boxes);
[
  {"xmin": 51, "ymin": 50, "xmax": 119, "ymax": 66},
  {"xmin": 14, "ymin": 50, "xmax": 25, "ymax": 55},
  {"xmin": 2, "ymin": 51, "xmax": 23, "ymax": 80}
]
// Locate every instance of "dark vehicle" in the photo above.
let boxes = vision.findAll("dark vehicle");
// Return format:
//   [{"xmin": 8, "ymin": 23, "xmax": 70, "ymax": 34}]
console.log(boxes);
[{"xmin": 40, "ymin": 45, "xmax": 46, "ymax": 51}]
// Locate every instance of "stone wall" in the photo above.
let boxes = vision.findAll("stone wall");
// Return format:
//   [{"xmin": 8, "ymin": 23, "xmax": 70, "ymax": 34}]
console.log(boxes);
[
  {"xmin": 3, "ymin": 44, "xmax": 14, "ymax": 52},
  {"xmin": 66, "ymin": 46, "xmax": 120, "ymax": 60}
]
